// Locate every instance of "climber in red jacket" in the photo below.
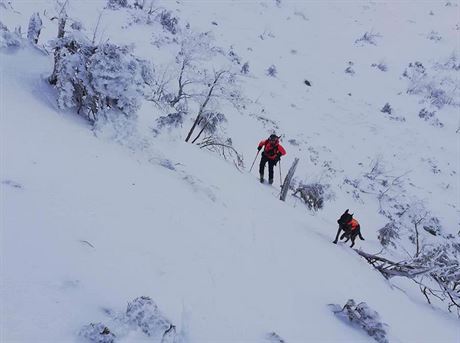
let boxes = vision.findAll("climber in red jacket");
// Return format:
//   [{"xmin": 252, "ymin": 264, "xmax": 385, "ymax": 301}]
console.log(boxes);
[{"xmin": 257, "ymin": 134, "xmax": 286, "ymax": 184}]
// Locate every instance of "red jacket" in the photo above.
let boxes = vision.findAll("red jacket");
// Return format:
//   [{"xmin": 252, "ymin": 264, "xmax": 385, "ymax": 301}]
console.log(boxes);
[{"xmin": 258, "ymin": 139, "xmax": 286, "ymax": 160}]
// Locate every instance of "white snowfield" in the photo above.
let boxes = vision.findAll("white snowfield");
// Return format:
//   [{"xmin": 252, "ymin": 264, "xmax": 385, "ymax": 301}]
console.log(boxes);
[{"xmin": 1, "ymin": 1, "xmax": 459, "ymax": 342}]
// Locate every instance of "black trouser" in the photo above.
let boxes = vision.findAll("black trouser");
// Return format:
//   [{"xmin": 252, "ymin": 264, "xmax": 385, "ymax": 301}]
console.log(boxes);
[{"xmin": 259, "ymin": 154, "xmax": 276, "ymax": 180}]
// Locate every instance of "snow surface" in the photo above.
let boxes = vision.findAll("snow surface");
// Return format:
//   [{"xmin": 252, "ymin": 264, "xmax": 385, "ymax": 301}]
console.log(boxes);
[{"xmin": 1, "ymin": 0, "xmax": 460, "ymax": 342}]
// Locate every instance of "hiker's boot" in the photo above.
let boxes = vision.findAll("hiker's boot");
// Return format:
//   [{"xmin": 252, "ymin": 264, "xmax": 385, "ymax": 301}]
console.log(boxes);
[
  {"xmin": 259, "ymin": 174, "xmax": 264, "ymax": 183},
  {"xmin": 269, "ymin": 178, "xmax": 274, "ymax": 185}
]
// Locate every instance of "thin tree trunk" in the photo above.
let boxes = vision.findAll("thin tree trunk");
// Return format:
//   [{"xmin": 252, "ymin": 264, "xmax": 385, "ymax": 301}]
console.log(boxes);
[
  {"xmin": 170, "ymin": 59, "xmax": 187, "ymax": 107},
  {"xmin": 48, "ymin": 7, "xmax": 67, "ymax": 85},
  {"xmin": 185, "ymin": 70, "xmax": 226, "ymax": 142},
  {"xmin": 191, "ymin": 121, "xmax": 208, "ymax": 144}
]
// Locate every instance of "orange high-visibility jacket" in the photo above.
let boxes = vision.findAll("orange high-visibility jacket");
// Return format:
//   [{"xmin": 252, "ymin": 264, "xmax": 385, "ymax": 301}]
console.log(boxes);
[{"xmin": 348, "ymin": 218, "xmax": 360, "ymax": 230}]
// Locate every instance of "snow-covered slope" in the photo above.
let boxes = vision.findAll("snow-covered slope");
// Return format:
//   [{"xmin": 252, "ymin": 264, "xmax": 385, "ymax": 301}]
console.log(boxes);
[{"xmin": 1, "ymin": 1, "xmax": 459, "ymax": 342}]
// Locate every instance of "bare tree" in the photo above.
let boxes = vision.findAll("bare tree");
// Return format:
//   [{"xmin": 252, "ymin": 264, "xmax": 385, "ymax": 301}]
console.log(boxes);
[
  {"xmin": 185, "ymin": 69, "xmax": 227, "ymax": 142},
  {"xmin": 169, "ymin": 56, "xmax": 193, "ymax": 107}
]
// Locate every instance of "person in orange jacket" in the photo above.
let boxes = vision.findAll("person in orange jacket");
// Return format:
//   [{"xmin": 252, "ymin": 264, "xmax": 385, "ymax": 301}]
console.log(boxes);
[{"xmin": 257, "ymin": 134, "xmax": 286, "ymax": 184}]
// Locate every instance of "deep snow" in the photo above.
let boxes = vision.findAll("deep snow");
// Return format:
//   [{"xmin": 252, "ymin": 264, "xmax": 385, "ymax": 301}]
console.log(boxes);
[{"xmin": 1, "ymin": 0, "xmax": 460, "ymax": 342}]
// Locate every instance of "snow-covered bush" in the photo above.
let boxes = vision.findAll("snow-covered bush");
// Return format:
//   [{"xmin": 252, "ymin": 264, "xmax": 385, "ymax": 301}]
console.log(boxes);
[
  {"xmin": 418, "ymin": 108, "xmax": 436, "ymax": 120},
  {"xmin": 106, "ymin": 0, "xmax": 129, "ymax": 10},
  {"xmin": 427, "ymin": 30, "xmax": 442, "ymax": 42},
  {"xmin": 293, "ymin": 182, "xmax": 334, "ymax": 211},
  {"xmin": 266, "ymin": 64, "xmax": 277, "ymax": 77},
  {"xmin": 345, "ymin": 61, "xmax": 355, "ymax": 75},
  {"xmin": 27, "ymin": 12, "xmax": 42, "ymax": 44},
  {"xmin": 0, "ymin": 22, "xmax": 23, "ymax": 48},
  {"xmin": 241, "ymin": 62, "xmax": 250, "ymax": 74},
  {"xmin": 70, "ymin": 21, "xmax": 83, "ymax": 31},
  {"xmin": 89, "ymin": 43, "xmax": 153, "ymax": 115},
  {"xmin": 404, "ymin": 58, "xmax": 460, "ymax": 109},
  {"xmin": 380, "ymin": 103, "xmax": 405, "ymax": 121},
  {"xmin": 355, "ymin": 31, "xmax": 381, "ymax": 46},
  {"xmin": 228, "ymin": 48, "xmax": 241, "ymax": 65},
  {"xmin": 371, "ymin": 62, "xmax": 387, "ymax": 72},
  {"xmin": 50, "ymin": 28, "xmax": 154, "ymax": 122},
  {"xmin": 126, "ymin": 296, "xmax": 176, "ymax": 339},
  {"xmin": 159, "ymin": 10, "xmax": 179, "ymax": 35},
  {"xmin": 265, "ymin": 331, "xmax": 286, "ymax": 343},
  {"xmin": 155, "ymin": 111, "xmax": 186, "ymax": 130},
  {"xmin": 331, "ymin": 299, "xmax": 389, "ymax": 343},
  {"xmin": 380, "ymin": 103, "xmax": 392, "ymax": 114},
  {"xmin": 79, "ymin": 323, "xmax": 115, "ymax": 343},
  {"xmin": 197, "ymin": 112, "xmax": 227, "ymax": 136},
  {"xmin": 378, "ymin": 222, "xmax": 400, "ymax": 248}
]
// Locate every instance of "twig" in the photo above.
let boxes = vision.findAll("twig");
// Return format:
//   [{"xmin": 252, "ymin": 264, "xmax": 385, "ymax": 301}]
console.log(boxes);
[
  {"xmin": 79, "ymin": 240, "xmax": 95, "ymax": 248},
  {"xmin": 92, "ymin": 11, "xmax": 104, "ymax": 45}
]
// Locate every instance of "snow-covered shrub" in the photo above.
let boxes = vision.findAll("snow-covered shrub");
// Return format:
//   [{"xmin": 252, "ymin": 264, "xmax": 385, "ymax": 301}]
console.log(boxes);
[
  {"xmin": 79, "ymin": 323, "xmax": 115, "ymax": 343},
  {"xmin": 437, "ymin": 53, "xmax": 460, "ymax": 71},
  {"xmin": 126, "ymin": 296, "xmax": 175, "ymax": 339},
  {"xmin": 355, "ymin": 31, "xmax": 381, "ymax": 46},
  {"xmin": 404, "ymin": 58, "xmax": 460, "ymax": 108},
  {"xmin": 106, "ymin": 0, "xmax": 129, "ymax": 10},
  {"xmin": 51, "ymin": 29, "xmax": 154, "ymax": 122},
  {"xmin": 0, "ymin": 22, "xmax": 23, "ymax": 48},
  {"xmin": 71, "ymin": 21, "xmax": 83, "ymax": 31},
  {"xmin": 379, "ymin": 103, "xmax": 405, "ymax": 121},
  {"xmin": 89, "ymin": 43, "xmax": 153, "ymax": 116},
  {"xmin": 345, "ymin": 61, "xmax": 355, "ymax": 75},
  {"xmin": 266, "ymin": 64, "xmax": 277, "ymax": 77},
  {"xmin": 159, "ymin": 10, "xmax": 179, "ymax": 35},
  {"xmin": 418, "ymin": 108, "xmax": 435, "ymax": 120},
  {"xmin": 155, "ymin": 111, "xmax": 186, "ymax": 130},
  {"xmin": 380, "ymin": 103, "xmax": 392, "ymax": 114},
  {"xmin": 427, "ymin": 30, "xmax": 442, "ymax": 41},
  {"xmin": 27, "ymin": 12, "xmax": 42, "ymax": 44},
  {"xmin": 418, "ymin": 108, "xmax": 443, "ymax": 127},
  {"xmin": 378, "ymin": 222, "xmax": 400, "ymax": 248},
  {"xmin": 371, "ymin": 62, "xmax": 387, "ymax": 72},
  {"xmin": 197, "ymin": 111, "xmax": 227, "ymax": 136},
  {"xmin": 265, "ymin": 331, "xmax": 285, "ymax": 343},
  {"xmin": 331, "ymin": 299, "xmax": 389, "ymax": 343},
  {"xmin": 293, "ymin": 182, "xmax": 334, "ymax": 211},
  {"xmin": 241, "ymin": 62, "xmax": 250, "ymax": 74},
  {"xmin": 228, "ymin": 48, "xmax": 241, "ymax": 65},
  {"xmin": 422, "ymin": 216, "xmax": 442, "ymax": 236}
]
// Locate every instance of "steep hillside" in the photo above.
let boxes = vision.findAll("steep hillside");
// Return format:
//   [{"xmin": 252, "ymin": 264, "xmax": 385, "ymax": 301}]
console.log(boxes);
[{"xmin": 1, "ymin": 1, "xmax": 459, "ymax": 342}]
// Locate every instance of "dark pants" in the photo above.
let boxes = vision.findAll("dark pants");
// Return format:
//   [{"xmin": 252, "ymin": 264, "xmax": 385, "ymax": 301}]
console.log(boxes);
[{"xmin": 259, "ymin": 155, "xmax": 276, "ymax": 181}]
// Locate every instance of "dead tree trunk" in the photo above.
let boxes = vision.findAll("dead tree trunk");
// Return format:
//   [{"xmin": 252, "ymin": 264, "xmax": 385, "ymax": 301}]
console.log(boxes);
[
  {"xmin": 48, "ymin": 5, "xmax": 67, "ymax": 85},
  {"xmin": 280, "ymin": 158, "xmax": 299, "ymax": 201},
  {"xmin": 354, "ymin": 249, "xmax": 431, "ymax": 279}
]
